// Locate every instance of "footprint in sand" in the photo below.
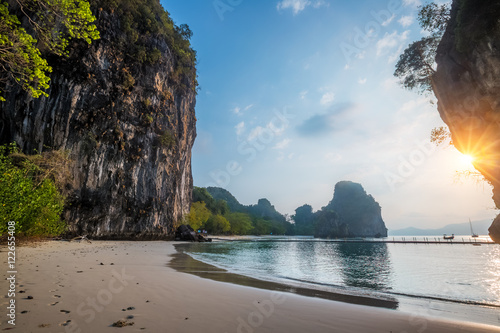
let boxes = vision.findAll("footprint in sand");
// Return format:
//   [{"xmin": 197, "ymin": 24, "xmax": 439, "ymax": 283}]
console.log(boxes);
[
  {"xmin": 50, "ymin": 301, "xmax": 59, "ymax": 306},
  {"xmin": 53, "ymin": 295, "xmax": 61, "ymax": 298},
  {"xmin": 60, "ymin": 320, "xmax": 72, "ymax": 326}
]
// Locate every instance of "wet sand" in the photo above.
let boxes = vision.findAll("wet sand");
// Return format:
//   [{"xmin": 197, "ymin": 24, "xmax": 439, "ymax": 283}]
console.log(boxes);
[{"xmin": 1, "ymin": 240, "xmax": 499, "ymax": 332}]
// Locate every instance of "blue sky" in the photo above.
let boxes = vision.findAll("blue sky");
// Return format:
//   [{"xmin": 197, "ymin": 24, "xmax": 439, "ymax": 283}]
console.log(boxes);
[{"xmin": 162, "ymin": 0, "xmax": 497, "ymax": 230}]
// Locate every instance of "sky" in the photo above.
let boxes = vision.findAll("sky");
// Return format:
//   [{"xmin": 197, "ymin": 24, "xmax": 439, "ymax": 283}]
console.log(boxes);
[{"xmin": 162, "ymin": 0, "xmax": 497, "ymax": 230}]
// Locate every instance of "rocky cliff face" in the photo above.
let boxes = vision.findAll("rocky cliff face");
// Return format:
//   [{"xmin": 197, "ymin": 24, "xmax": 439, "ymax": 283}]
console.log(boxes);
[
  {"xmin": 327, "ymin": 181, "xmax": 387, "ymax": 238},
  {"xmin": 433, "ymin": 0, "xmax": 500, "ymax": 242},
  {"xmin": 0, "ymin": 4, "xmax": 197, "ymax": 238}
]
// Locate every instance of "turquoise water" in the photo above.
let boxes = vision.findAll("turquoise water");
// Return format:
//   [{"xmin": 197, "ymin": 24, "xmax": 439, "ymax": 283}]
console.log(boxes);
[{"xmin": 180, "ymin": 237, "xmax": 500, "ymax": 325}]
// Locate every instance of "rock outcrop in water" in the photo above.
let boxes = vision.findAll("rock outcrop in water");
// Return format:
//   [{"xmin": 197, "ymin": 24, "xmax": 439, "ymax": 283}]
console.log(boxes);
[
  {"xmin": 0, "ymin": 1, "xmax": 197, "ymax": 239},
  {"xmin": 324, "ymin": 181, "xmax": 387, "ymax": 238},
  {"xmin": 433, "ymin": 0, "xmax": 500, "ymax": 243}
]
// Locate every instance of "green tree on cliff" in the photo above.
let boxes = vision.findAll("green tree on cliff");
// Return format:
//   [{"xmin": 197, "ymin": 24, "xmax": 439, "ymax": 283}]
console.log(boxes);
[
  {"xmin": 394, "ymin": 2, "xmax": 450, "ymax": 93},
  {"xmin": 187, "ymin": 201, "xmax": 211, "ymax": 231},
  {"xmin": 0, "ymin": 0, "xmax": 100, "ymax": 101}
]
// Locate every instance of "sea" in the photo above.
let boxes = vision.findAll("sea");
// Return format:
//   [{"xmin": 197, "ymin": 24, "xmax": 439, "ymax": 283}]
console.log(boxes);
[{"xmin": 176, "ymin": 235, "xmax": 500, "ymax": 327}]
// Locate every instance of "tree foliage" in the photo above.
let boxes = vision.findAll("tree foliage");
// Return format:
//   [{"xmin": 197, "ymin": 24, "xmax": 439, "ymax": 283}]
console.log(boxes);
[
  {"xmin": 186, "ymin": 201, "xmax": 210, "ymax": 231},
  {"xmin": 191, "ymin": 187, "xmax": 295, "ymax": 235},
  {"xmin": 418, "ymin": 2, "xmax": 451, "ymax": 36},
  {"xmin": 205, "ymin": 214, "xmax": 230, "ymax": 234},
  {"xmin": 92, "ymin": 0, "xmax": 197, "ymax": 91},
  {"xmin": 394, "ymin": 36, "xmax": 440, "ymax": 93},
  {"xmin": 0, "ymin": 0, "xmax": 99, "ymax": 100},
  {"xmin": 430, "ymin": 126, "xmax": 452, "ymax": 146},
  {"xmin": 394, "ymin": 2, "xmax": 450, "ymax": 94},
  {"xmin": 225, "ymin": 212, "xmax": 253, "ymax": 235},
  {"xmin": 0, "ymin": 143, "xmax": 67, "ymax": 236}
]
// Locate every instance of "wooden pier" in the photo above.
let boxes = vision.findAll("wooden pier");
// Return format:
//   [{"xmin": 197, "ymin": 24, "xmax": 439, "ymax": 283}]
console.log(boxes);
[
  {"xmin": 328, "ymin": 237, "xmax": 496, "ymax": 245},
  {"xmin": 211, "ymin": 236, "xmax": 497, "ymax": 245}
]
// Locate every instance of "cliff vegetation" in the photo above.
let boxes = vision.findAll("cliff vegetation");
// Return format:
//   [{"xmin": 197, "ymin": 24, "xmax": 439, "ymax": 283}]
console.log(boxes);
[
  {"xmin": 189, "ymin": 182, "xmax": 387, "ymax": 238},
  {"xmin": 0, "ymin": 0, "xmax": 197, "ymax": 239}
]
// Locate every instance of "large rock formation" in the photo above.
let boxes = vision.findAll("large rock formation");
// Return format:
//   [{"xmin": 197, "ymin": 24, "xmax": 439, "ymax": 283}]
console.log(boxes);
[
  {"xmin": 0, "ymin": 1, "xmax": 197, "ymax": 238},
  {"xmin": 326, "ymin": 181, "xmax": 387, "ymax": 238},
  {"xmin": 433, "ymin": 0, "xmax": 500, "ymax": 242}
]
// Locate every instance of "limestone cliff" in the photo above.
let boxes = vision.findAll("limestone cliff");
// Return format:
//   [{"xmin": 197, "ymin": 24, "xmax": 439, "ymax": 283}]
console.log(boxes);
[
  {"xmin": 326, "ymin": 181, "xmax": 387, "ymax": 238},
  {"xmin": 0, "ymin": 1, "xmax": 197, "ymax": 238},
  {"xmin": 433, "ymin": 0, "xmax": 500, "ymax": 242}
]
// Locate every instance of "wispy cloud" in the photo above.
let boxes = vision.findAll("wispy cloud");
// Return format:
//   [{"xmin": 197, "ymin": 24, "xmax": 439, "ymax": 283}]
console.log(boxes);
[
  {"xmin": 403, "ymin": 0, "xmax": 421, "ymax": 6},
  {"xmin": 273, "ymin": 138, "xmax": 291, "ymax": 149},
  {"xmin": 300, "ymin": 90, "xmax": 308, "ymax": 100},
  {"xmin": 381, "ymin": 13, "xmax": 395, "ymax": 27},
  {"xmin": 398, "ymin": 15, "xmax": 414, "ymax": 27},
  {"xmin": 320, "ymin": 91, "xmax": 335, "ymax": 106},
  {"xmin": 248, "ymin": 126, "xmax": 264, "ymax": 141},
  {"xmin": 233, "ymin": 104, "xmax": 253, "ymax": 115},
  {"xmin": 277, "ymin": 0, "xmax": 328, "ymax": 15},
  {"xmin": 376, "ymin": 30, "xmax": 410, "ymax": 57},
  {"xmin": 358, "ymin": 78, "xmax": 367, "ymax": 85},
  {"xmin": 296, "ymin": 103, "xmax": 355, "ymax": 137},
  {"xmin": 235, "ymin": 121, "xmax": 245, "ymax": 136}
]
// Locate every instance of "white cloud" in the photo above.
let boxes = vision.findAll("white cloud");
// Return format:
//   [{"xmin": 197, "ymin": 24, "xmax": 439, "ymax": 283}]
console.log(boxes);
[
  {"xmin": 358, "ymin": 78, "xmax": 367, "ymax": 85},
  {"xmin": 233, "ymin": 104, "xmax": 253, "ymax": 115},
  {"xmin": 381, "ymin": 14, "xmax": 395, "ymax": 27},
  {"xmin": 403, "ymin": 0, "xmax": 421, "ymax": 6},
  {"xmin": 356, "ymin": 50, "xmax": 366, "ymax": 59},
  {"xmin": 388, "ymin": 44, "xmax": 405, "ymax": 63},
  {"xmin": 248, "ymin": 126, "xmax": 264, "ymax": 141},
  {"xmin": 398, "ymin": 15, "xmax": 414, "ymax": 27},
  {"xmin": 235, "ymin": 121, "xmax": 245, "ymax": 136},
  {"xmin": 376, "ymin": 30, "xmax": 410, "ymax": 57},
  {"xmin": 276, "ymin": 0, "xmax": 328, "ymax": 15},
  {"xmin": 344, "ymin": 64, "xmax": 350, "ymax": 70},
  {"xmin": 312, "ymin": 0, "xmax": 328, "ymax": 8},
  {"xmin": 320, "ymin": 92, "xmax": 335, "ymax": 106},
  {"xmin": 273, "ymin": 138, "xmax": 291, "ymax": 149},
  {"xmin": 300, "ymin": 90, "xmax": 308, "ymax": 100}
]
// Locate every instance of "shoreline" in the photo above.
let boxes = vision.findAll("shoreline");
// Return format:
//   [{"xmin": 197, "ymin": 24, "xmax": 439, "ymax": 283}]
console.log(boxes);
[
  {"xmin": 1, "ymin": 240, "xmax": 500, "ymax": 332},
  {"xmin": 169, "ymin": 249, "xmax": 399, "ymax": 309},
  {"xmin": 173, "ymin": 242, "xmax": 500, "ymax": 327}
]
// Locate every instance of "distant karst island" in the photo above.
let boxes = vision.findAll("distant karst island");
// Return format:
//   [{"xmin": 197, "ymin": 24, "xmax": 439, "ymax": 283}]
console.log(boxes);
[{"xmin": 187, "ymin": 181, "xmax": 387, "ymax": 238}]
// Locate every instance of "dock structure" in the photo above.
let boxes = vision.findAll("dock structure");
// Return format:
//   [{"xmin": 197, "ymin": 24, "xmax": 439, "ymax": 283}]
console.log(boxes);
[
  {"xmin": 328, "ymin": 237, "xmax": 496, "ymax": 245},
  {"xmin": 211, "ymin": 236, "xmax": 497, "ymax": 245}
]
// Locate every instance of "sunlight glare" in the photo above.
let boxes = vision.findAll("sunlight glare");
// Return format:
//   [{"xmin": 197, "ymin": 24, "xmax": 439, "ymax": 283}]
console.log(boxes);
[{"xmin": 459, "ymin": 154, "xmax": 475, "ymax": 169}]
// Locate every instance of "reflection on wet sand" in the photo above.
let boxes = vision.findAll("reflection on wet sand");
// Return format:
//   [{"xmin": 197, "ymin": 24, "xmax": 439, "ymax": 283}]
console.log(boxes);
[{"xmin": 171, "ymin": 243, "xmax": 398, "ymax": 309}]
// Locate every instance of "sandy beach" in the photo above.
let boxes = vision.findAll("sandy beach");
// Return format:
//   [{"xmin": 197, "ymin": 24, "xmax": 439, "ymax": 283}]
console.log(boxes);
[{"xmin": 1, "ymin": 240, "xmax": 499, "ymax": 333}]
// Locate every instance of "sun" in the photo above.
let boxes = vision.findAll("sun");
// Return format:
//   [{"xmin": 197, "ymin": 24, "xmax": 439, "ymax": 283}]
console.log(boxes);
[{"xmin": 459, "ymin": 154, "xmax": 475, "ymax": 168}]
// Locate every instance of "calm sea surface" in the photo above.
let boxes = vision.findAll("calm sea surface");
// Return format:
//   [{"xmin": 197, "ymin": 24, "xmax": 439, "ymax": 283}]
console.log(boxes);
[{"xmin": 180, "ymin": 236, "xmax": 500, "ymax": 326}]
